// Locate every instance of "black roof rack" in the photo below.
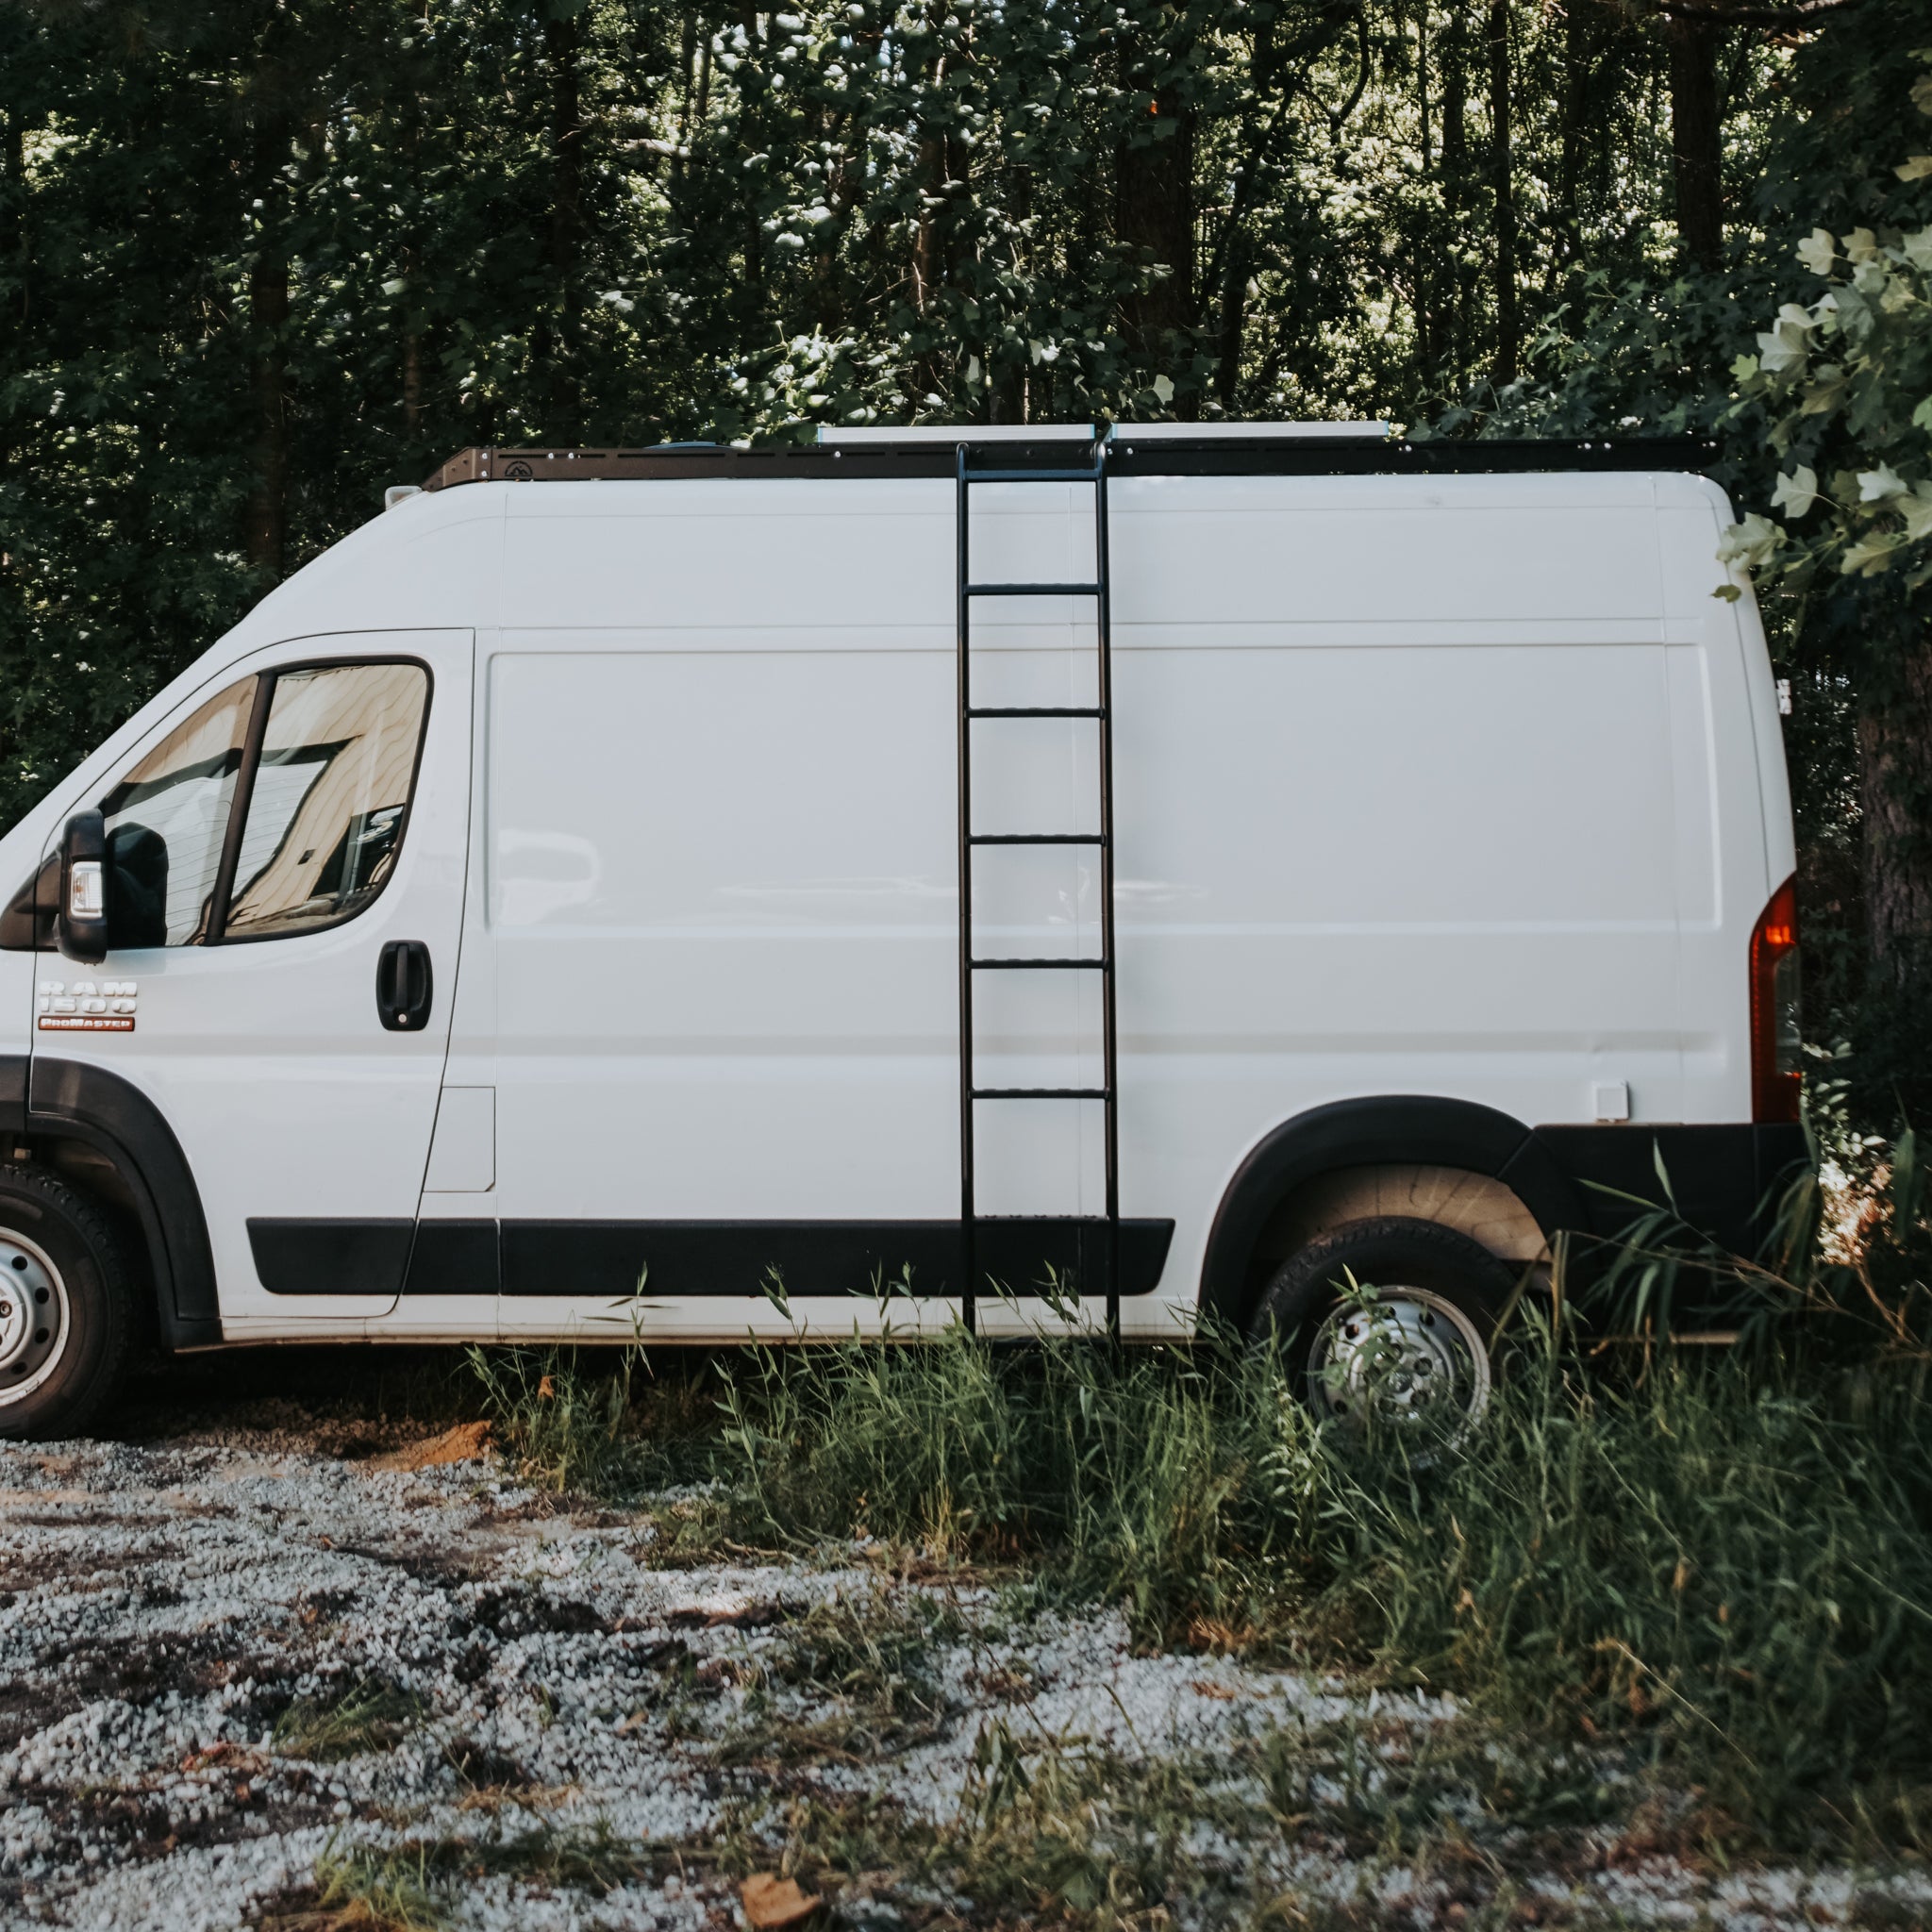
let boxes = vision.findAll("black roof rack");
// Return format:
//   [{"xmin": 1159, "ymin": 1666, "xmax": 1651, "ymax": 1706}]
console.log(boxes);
[{"xmin": 424, "ymin": 436, "xmax": 1720, "ymax": 491}]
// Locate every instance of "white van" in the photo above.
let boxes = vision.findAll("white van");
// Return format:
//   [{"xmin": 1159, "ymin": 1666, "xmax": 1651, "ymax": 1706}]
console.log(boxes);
[{"xmin": 0, "ymin": 425, "xmax": 1803, "ymax": 1439}]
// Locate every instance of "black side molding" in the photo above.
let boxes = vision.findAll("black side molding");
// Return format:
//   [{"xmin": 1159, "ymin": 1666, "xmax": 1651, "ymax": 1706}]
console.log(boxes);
[
  {"xmin": 500, "ymin": 1217, "xmax": 1174, "ymax": 1302},
  {"xmin": 1533, "ymin": 1123, "xmax": 1807, "ymax": 1258},
  {"xmin": 405, "ymin": 1219, "xmax": 500, "ymax": 1297},
  {"xmin": 248, "ymin": 1219, "xmax": 415, "ymax": 1299},
  {"xmin": 258, "ymin": 1216, "xmax": 1177, "ymax": 1303}
]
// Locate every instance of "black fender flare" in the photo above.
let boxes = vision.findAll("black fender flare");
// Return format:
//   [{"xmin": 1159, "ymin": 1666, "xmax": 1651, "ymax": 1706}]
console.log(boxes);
[
  {"xmin": 0, "ymin": 1053, "xmax": 220, "ymax": 1349},
  {"xmin": 1197, "ymin": 1095, "xmax": 1591, "ymax": 1328}
]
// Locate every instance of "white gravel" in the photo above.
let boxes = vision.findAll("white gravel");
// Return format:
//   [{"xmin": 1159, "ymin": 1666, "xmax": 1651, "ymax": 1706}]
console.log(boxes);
[{"xmin": 1, "ymin": 1408, "xmax": 1926, "ymax": 1930}]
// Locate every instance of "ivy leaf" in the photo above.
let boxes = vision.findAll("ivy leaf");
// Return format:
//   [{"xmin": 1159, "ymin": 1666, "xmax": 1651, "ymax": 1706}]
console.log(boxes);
[
  {"xmin": 1841, "ymin": 530, "xmax": 1905, "ymax": 575},
  {"xmin": 1897, "ymin": 157, "xmax": 1932, "ymax": 181},
  {"xmin": 1772, "ymin": 465, "xmax": 1822, "ymax": 520},
  {"xmin": 1903, "ymin": 485, "xmax": 1932, "ymax": 543},
  {"xmin": 1717, "ymin": 512, "xmax": 1787, "ymax": 574},
  {"xmin": 1757, "ymin": 325, "xmax": 1811, "ymax": 378},
  {"xmin": 1798, "ymin": 373, "xmax": 1849, "ymax": 417},
  {"xmin": 1795, "ymin": 228, "xmax": 1837, "ymax": 276}
]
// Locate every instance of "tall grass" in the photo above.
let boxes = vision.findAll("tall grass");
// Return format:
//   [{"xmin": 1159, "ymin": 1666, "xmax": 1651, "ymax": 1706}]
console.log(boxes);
[
  {"xmin": 459, "ymin": 1144, "xmax": 1932, "ymax": 1846},
  {"xmin": 710, "ymin": 1318, "xmax": 1932, "ymax": 1845}
]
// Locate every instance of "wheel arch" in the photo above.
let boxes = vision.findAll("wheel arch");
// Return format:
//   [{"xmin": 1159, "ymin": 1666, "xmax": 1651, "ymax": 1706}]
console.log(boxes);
[
  {"xmin": 1198, "ymin": 1095, "xmax": 1591, "ymax": 1329},
  {"xmin": 0, "ymin": 1054, "xmax": 220, "ymax": 1349}
]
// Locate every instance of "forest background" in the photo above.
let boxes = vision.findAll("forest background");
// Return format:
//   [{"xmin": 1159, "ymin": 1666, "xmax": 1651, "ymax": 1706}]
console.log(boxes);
[{"xmin": 2, "ymin": 0, "xmax": 1928, "ymax": 1139}]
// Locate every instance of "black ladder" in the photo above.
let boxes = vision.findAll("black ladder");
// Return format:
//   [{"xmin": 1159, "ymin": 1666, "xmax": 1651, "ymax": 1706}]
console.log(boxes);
[{"xmin": 956, "ymin": 434, "xmax": 1120, "ymax": 1336}]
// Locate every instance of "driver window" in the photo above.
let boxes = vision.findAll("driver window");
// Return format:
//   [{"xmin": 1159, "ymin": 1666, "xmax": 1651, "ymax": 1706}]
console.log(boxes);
[
  {"xmin": 221, "ymin": 662, "xmax": 429, "ymax": 941},
  {"xmin": 98, "ymin": 676, "xmax": 258, "ymax": 947}
]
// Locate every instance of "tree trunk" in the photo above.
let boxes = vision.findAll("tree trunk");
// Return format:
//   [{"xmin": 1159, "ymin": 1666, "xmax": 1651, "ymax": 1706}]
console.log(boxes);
[
  {"xmin": 1116, "ymin": 84, "xmax": 1196, "ymax": 386},
  {"xmin": 245, "ymin": 254, "xmax": 289, "ymax": 581},
  {"xmin": 1486, "ymin": 0, "xmax": 1517, "ymax": 387},
  {"xmin": 403, "ymin": 319, "xmax": 424, "ymax": 441},
  {"xmin": 1666, "ymin": 14, "xmax": 1723, "ymax": 271},
  {"xmin": 1, "ymin": 108, "xmax": 20, "ymax": 542},
  {"xmin": 2, "ymin": 108, "xmax": 23, "ymax": 337},
  {"xmin": 910, "ymin": 49, "xmax": 949, "ymax": 319},
  {"xmin": 1557, "ymin": 0, "xmax": 1592, "ymax": 266},
  {"xmin": 1209, "ymin": 16, "xmax": 1291, "ymax": 413},
  {"xmin": 544, "ymin": 7, "xmax": 586, "ymax": 440},
  {"xmin": 1441, "ymin": 11, "xmax": 1469, "ymax": 375},
  {"xmin": 1413, "ymin": 3, "xmax": 1436, "ymax": 385},
  {"xmin": 673, "ymin": 8, "xmax": 697, "ymax": 190},
  {"xmin": 1857, "ymin": 622, "xmax": 1932, "ymax": 980}
]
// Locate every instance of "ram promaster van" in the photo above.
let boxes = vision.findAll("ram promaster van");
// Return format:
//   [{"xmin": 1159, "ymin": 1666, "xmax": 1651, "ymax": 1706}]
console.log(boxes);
[{"xmin": 0, "ymin": 424, "xmax": 1804, "ymax": 1440}]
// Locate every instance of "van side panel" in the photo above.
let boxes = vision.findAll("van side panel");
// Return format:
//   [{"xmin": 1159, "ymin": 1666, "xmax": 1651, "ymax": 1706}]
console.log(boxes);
[{"xmin": 467, "ymin": 473, "xmax": 1767, "ymax": 1338}]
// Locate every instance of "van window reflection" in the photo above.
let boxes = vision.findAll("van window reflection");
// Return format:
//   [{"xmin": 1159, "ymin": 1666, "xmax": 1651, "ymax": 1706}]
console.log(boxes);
[
  {"xmin": 223, "ymin": 662, "xmax": 428, "ymax": 941},
  {"xmin": 97, "ymin": 677, "xmax": 258, "ymax": 947}
]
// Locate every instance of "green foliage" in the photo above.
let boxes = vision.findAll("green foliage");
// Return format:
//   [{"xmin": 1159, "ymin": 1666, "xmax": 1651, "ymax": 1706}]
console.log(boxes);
[
  {"xmin": 1723, "ymin": 65, "xmax": 1932, "ymax": 591},
  {"xmin": 272, "ymin": 1674, "xmax": 425, "ymax": 1762},
  {"xmin": 706, "ymin": 1306, "xmax": 1932, "ymax": 1843},
  {"xmin": 302, "ymin": 1840, "xmax": 448, "ymax": 1931},
  {"xmin": 465, "ymin": 1341, "xmax": 646, "ymax": 1494}
]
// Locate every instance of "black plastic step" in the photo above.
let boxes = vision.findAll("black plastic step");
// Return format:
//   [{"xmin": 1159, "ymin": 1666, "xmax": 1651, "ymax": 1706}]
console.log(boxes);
[
  {"xmin": 967, "ymin": 706, "xmax": 1106, "ymax": 720},
  {"xmin": 968, "ymin": 832, "xmax": 1105, "ymax": 846},
  {"xmin": 963, "ymin": 581, "xmax": 1101, "ymax": 597},
  {"xmin": 970, "ymin": 957, "xmax": 1108, "ymax": 971},
  {"xmin": 971, "ymin": 1086, "xmax": 1111, "ymax": 1101}
]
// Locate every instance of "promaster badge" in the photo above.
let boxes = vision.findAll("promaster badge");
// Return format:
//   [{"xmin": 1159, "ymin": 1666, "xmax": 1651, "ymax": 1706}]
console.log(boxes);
[{"xmin": 37, "ymin": 978, "xmax": 137, "ymax": 1032}]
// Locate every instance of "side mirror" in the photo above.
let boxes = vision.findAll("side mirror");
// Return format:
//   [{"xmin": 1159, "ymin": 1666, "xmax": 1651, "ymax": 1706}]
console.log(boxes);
[{"xmin": 58, "ymin": 811, "xmax": 108, "ymax": 964}]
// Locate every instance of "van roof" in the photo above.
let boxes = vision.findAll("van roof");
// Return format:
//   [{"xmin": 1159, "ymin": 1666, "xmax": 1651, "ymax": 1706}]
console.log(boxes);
[{"xmin": 422, "ymin": 433, "xmax": 1720, "ymax": 493}]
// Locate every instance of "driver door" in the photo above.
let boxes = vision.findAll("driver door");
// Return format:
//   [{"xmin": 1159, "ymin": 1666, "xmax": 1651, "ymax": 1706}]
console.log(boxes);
[{"xmin": 31, "ymin": 630, "xmax": 473, "ymax": 1329}]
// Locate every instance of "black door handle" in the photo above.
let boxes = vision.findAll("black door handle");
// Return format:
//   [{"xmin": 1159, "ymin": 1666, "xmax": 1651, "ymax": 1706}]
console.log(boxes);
[{"xmin": 376, "ymin": 940, "xmax": 433, "ymax": 1031}]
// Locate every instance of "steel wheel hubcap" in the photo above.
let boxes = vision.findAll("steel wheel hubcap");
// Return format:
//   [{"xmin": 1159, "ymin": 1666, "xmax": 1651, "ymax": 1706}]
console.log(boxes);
[
  {"xmin": 1308, "ymin": 1287, "xmax": 1491, "ymax": 1435},
  {"xmin": 0, "ymin": 1233, "xmax": 69, "ymax": 1403}
]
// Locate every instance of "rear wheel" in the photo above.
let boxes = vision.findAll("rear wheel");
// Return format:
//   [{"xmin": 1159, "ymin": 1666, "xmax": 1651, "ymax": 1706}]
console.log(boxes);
[
  {"xmin": 1249, "ymin": 1215, "xmax": 1518, "ymax": 1444},
  {"xmin": 0, "ymin": 1165, "xmax": 134, "ymax": 1441}
]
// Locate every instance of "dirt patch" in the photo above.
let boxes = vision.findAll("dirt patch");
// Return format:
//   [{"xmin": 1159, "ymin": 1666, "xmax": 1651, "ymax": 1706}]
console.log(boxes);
[{"xmin": 366, "ymin": 1421, "xmax": 494, "ymax": 1473}]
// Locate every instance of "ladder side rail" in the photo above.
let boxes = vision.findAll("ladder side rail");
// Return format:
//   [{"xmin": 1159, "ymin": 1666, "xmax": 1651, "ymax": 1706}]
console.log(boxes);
[
  {"xmin": 955, "ymin": 443, "xmax": 976, "ymax": 1333},
  {"xmin": 1094, "ymin": 441, "xmax": 1121, "ymax": 1335}
]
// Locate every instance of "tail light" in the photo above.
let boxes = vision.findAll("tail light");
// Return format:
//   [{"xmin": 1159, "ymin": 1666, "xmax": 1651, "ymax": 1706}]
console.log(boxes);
[{"xmin": 1750, "ymin": 876, "xmax": 1802, "ymax": 1124}]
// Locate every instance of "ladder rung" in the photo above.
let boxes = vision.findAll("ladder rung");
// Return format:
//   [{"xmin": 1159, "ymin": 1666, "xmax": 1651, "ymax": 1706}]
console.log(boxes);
[
  {"xmin": 972, "ymin": 1087, "xmax": 1111, "ymax": 1101},
  {"xmin": 969, "ymin": 832, "xmax": 1105, "ymax": 846},
  {"xmin": 968, "ymin": 706, "xmax": 1105, "ymax": 720},
  {"xmin": 970, "ymin": 957, "xmax": 1108, "ymax": 971},
  {"xmin": 963, "ymin": 467, "xmax": 1103, "ymax": 483},
  {"xmin": 964, "ymin": 582, "xmax": 1101, "ymax": 598}
]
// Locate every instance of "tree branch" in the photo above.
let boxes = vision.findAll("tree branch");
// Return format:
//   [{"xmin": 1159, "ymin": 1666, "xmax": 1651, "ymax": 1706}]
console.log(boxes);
[{"xmin": 1650, "ymin": 0, "xmax": 1860, "ymax": 28}]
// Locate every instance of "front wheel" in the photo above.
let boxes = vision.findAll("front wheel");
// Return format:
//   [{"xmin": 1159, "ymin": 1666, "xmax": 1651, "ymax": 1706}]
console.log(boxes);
[
  {"xmin": 1249, "ymin": 1216, "xmax": 1519, "ymax": 1444},
  {"xmin": 0, "ymin": 1165, "xmax": 136, "ymax": 1441}
]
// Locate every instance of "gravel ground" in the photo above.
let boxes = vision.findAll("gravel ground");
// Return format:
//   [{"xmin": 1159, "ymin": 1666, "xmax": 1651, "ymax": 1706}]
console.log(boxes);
[{"xmin": 1, "ymin": 1372, "xmax": 1926, "ymax": 1931}]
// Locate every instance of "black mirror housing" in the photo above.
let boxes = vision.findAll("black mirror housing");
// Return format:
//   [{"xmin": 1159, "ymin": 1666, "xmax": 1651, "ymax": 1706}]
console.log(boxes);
[{"xmin": 58, "ymin": 811, "xmax": 108, "ymax": 964}]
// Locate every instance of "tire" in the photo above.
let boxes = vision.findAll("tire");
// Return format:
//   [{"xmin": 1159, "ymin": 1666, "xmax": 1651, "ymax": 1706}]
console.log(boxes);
[
  {"xmin": 0, "ymin": 1164, "xmax": 136, "ymax": 1441},
  {"xmin": 1248, "ymin": 1215, "xmax": 1519, "ymax": 1441}
]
